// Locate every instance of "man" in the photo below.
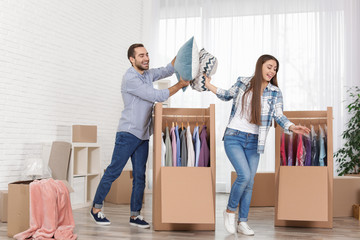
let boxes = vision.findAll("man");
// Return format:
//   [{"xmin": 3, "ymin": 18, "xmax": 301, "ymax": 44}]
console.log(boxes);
[{"xmin": 90, "ymin": 43, "xmax": 189, "ymax": 227}]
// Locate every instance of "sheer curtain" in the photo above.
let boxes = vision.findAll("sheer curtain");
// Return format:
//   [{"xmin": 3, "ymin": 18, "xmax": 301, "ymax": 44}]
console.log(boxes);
[{"xmin": 147, "ymin": 0, "xmax": 360, "ymax": 192}]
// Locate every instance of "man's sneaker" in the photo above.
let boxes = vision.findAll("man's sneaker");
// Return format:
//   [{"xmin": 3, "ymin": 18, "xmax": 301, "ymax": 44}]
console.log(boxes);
[
  {"xmin": 237, "ymin": 221, "xmax": 255, "ymax": 236},
  {"xmin": 129, "ymin": 215, "xmax": 150, "ymax": 229},
  {"xmin": 90, "ymin": 209, "xmax": 111, "ymax": 225},
  {"xmin": 223, "ymin": 210, "xmax": 236, "ymax": 234}
]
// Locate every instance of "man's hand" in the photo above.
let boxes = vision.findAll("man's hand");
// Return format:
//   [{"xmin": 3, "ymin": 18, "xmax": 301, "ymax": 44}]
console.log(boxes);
[
  {"xmin": 178, "ymin": 77, "xmax": 190, "ymax": 87},
  {"xmin": 171, "ymin": 56, "xmax": 177, "ymax": 66}
]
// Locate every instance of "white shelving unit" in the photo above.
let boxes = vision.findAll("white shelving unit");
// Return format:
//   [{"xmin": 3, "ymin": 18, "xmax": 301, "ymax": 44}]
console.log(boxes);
[{"xmin": 68, "ymin": 143, "xmax": 101, "ymax": 209}]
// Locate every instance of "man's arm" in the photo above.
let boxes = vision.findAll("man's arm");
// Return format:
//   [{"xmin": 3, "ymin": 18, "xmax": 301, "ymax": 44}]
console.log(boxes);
[{"xmin": 168, "ymin": 77, "xmax": 189, "ymax": 97}]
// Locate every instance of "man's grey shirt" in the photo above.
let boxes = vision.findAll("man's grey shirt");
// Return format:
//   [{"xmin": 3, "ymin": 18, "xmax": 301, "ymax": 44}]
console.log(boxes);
[{"xmin": 117, "ymin": 63, "xmax": 174, "ymax": 140}]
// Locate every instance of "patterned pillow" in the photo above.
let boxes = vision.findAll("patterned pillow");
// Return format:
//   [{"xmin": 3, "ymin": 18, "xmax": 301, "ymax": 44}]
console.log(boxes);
[
  {"xmin": 174, "ymin": 37, "xmax": 199, "ymax": 92},
  {"xmin": 190, "ymin": 48, "xmax": 218, "ymax": 92}
]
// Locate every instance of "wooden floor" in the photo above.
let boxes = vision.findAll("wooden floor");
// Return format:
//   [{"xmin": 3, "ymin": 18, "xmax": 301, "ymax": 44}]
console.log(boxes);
[{"xmin": 1, "ymin": 193, "xmax": 359, "ymax": 239}]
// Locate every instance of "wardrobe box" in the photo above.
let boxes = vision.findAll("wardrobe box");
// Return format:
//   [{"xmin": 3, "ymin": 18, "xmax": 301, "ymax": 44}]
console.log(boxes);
[
  {"xmin": 0, "ymin": 190, "xmax": 8, "ymax": 222},
  {"xmin": 231, "ymin": 172, "xmax": 275, "ymax": 207},
  {"xmin": 72, "ymin": 125, "xmax": 97, "ymax": 143},
  {"xmin": 7, "ymin": 180, "xmax": 73, "ymax": 237},
  {"xmin": 333, "ymin": 176, "xmax": 360, "ymax": 217},
  {"xmin": 105, "ymin": 170, "xmax": 144, "ymax": 204}
]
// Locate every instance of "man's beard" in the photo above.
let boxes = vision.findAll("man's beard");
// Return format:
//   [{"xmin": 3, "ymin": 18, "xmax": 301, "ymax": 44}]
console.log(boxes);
[{"xmin": 134, "ymin": 61, "xmax": 149, "ymax": 71}]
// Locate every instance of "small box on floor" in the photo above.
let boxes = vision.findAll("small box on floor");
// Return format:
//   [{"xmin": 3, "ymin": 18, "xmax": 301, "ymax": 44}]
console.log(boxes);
[
  {"xmin": 353, "ymin": 204, "xmax": 360, "ymax": 220},
  {"xmin": 231, "ymin": 171, "xmax": 275, "ymax": 207},
  {"xmin": 0, "ymin": 190, "xmax": 8, "ymax": 223},
  {"xmin": 106, "ymin": 170, "xmax": 142, "ymax": 204}
]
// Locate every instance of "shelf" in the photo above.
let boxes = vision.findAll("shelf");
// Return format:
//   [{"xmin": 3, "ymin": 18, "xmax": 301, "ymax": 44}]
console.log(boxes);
[{"xmin": 69, "ymin": 144, "xmax": 101, "ymax": 209}]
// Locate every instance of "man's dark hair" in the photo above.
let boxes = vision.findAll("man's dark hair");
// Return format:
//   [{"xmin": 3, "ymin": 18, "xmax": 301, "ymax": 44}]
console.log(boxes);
[{"xmin": 127, "ymin": 43, "xmax": 144, "ymax": 60}]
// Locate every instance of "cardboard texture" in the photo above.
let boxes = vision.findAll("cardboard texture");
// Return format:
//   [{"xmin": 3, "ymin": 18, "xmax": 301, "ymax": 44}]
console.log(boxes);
[
  {"xmin": 231, "ymin": 172, "xmax": 275, "ymax": 207},
  {"xmin": 274, "ymin": 108, "xmax": 333, "ymax": 228},
  {"xmin": 152, "ymin": 104, "xmax": 216, "ymax": 231},
  {"xmin": 72, "ymin": 125, "xmax": 97, "ymax": 143},
  {"xmin": 278, "ymin": 167, "xmax": 328, "ymax": 221},
  {"xmin": 7, "ymin": 179, "xmax": 73, "ymax": 237},
  {"xmin": 161, "ymin": 167, "xmax": 214, "ymax": 224},
  {"xmin": 0, "ymin": 190, "xmax": 8, "ymax": 223},
  {"xmin": 7, "ymin": 181, "xmax": 31, "ymax": 237},
  {"xmin": 48, "ymin": 141, "xmax": 72, "ymax": 181},
  {"xmin": 105, "ymin": 170, "xmax": 135, "ymax": 204},
  {"xmin": 333, "ymin": 176, "xmax": 360, "ymax": 217},
  {"xmin": 353, "ymin": 204, "xmax": 360, "ymax": 220}
]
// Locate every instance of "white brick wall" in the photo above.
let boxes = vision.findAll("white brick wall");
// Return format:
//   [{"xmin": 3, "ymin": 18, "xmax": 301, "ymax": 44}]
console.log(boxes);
[{"xmin": 0, "ymin": 0, "xmax": 145, "ymax": 189}]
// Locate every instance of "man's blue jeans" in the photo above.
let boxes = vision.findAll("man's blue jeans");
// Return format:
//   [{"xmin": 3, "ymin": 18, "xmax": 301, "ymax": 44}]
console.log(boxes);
[
  {"xmin": 93, "ymin": 132, "xmax": 149, "ymax": 217},
  {"xmin": 224, "ymin": 129, "xmax": 260, "ymax": 222}
]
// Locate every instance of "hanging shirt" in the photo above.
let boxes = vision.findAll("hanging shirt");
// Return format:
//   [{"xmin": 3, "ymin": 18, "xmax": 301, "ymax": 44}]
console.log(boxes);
[
  {"xmin": 170, "ymin": 126, "xmax": 177, "ymax": 166},
  {"xmin": 186, "ymin": 126, "xmax": 195, "ymax": 167},
  {"xmin": 296, "ymin": 134, "xmax": 304, "ymax": 166},
  {"xmin": 165, "ymin": 127, "xmax": 172, "ymax": 166},
  {"xmin": 175, "ymin": 125, "xmax": 181, "ymax": 167},
  {"xmin": 311, "ymin": 125, "xmax": 319, "ymax": 166},
  {"xmin": 198, "ymin": 125, "xmax": 210, "ymax": 167},
  {"xmin": 193, "ymin": 126, "xmax": 201, "ymax": 167},
  {"xmin": 319, "ymin": 125, "xmax": 326, "ymax": 166},
  {"xmin": 303, "ymin": 134, "xmax": 312, "ymax": 166},
  {"xmin": 180, "ymin": 127, "xmax": 187, "ymax": 166},
  {"xmin": 287, "ymin": 133, "xmax": 294, "ymax": 166},
  {"xmin": 280, "ymin": 132, "xmax": 287, "ymax": 166},
  {"xmin": 161, "ymin": 132, "xmax": 166, "ymax": 167}
]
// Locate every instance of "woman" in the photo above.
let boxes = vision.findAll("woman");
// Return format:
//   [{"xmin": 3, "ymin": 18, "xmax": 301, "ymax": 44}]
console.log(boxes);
[{"xmin": 204, "ymin": 54, "xmax": 310, "ymax": 236}]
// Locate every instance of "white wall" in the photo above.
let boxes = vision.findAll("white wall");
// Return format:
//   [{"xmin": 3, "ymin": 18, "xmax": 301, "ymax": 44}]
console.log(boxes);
[{"xmin": 0, "ymin": 0, "xmax": 145, "ymax": 189}]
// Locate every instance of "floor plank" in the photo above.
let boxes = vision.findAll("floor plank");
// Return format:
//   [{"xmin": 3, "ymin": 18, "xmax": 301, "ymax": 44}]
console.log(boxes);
[{"xmin": 1, "ymin": 193, "xmax": 359, "ymax": 239}]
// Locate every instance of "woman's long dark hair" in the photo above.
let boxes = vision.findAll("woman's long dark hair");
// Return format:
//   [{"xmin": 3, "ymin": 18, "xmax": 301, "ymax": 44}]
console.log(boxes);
[{"xmin": 241, "ymin": 54, "xmax": 279, "ymax": 125}]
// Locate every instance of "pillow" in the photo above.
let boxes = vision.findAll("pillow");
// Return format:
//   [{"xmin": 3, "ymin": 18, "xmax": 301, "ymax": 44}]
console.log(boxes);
[
  {"xmin": 190, "ymin": 48, "xmax": 218, "ymax": 92},
  {"xmin": 174, "ymin": 37, "xmax": 199, "ymax": 91}
]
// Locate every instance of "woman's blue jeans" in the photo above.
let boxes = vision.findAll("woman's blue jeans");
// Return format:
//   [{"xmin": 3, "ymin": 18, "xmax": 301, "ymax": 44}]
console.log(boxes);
[
  {"xmin": 224, "ymin": 129, "xmax": 260, "ymax": 222},
  {"xmin": 93, "ymin": 132, "xmax": 149, "ymax": 217}
]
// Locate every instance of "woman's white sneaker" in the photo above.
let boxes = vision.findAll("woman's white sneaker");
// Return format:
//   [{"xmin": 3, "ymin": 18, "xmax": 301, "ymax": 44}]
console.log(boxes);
[
  {"xmin": 237, "ymin": 221, "xmax": 254, "ymax": 236},
  {"xmin": 223, "ymin": 210, "xmax": 236, "ymax": 234}
]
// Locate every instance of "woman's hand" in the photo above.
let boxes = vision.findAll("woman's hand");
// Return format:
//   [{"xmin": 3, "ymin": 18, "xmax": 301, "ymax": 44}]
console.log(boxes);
[
  {"xmin": 203, "ymin": 73, "xmax": 217, "ymax": 94},
  {"xmin": 289, "ymin": 125, "xmax": 310, "ymax": 135}
]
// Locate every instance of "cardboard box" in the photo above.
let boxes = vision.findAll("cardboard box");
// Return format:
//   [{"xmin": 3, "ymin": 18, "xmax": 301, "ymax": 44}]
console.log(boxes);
[
  {"xmin": 105, "ymin": 170, "xmax": 135, "ymax": 204},
  {"xmin": 231, "ymin": 172, "xmax": 275, "ymax": 207},
  {"xmin": 353, "ymin": 204, "xmax": 360, "ymax": 220},
  {"xmin": 277, "ymin": 167, "xmax": 328, "ymax": 221},
  {"xmin": 0, "ymin": 190, "xmax": 8, "ymax": 222},
  {"xmin": 72, "ymin": 125, "xmax": 97, "ymax": 143},
  {"xmin": 7, "ymin": 180, "xmax": 73, "ymax": 237},
  {"xmin": 7, "ymin": 181, "xmax": 31, "ymax": 237},
  {"xmin": 161, "ymin": 167, "xmax": 215, "ymax": 224},
  {"xmin": 334, "ymin": 176, "xmax": 360, "ymax": 217}
]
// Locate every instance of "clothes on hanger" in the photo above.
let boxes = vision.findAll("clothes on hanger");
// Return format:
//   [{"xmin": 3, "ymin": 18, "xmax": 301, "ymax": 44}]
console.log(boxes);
[
  {"xmin": 180, "ymin": 127, "xmax": 187, "ymax": 166},
  {"xmin": 186, "ymin": 126, "xmax": 195, "ymax": 167},
  {"xmin": 193, "ymin": 125, "xmax": 201, "ymax": 167},
  {"xmin": 161, "ymin": 132, "xmax": 166, "ymax": 167},
  {"xmin": 280, "ymin": 132, "xmax": 287, "ymax": 166},
  {"xmin": 198, "ymin": 125, "xmax": 210, "ymax": 167},
  {"xmin": 319, "ymin": 125, "xmax": 326, "ymax": 166},
  {"xmin": 165, "ymin": 126, "xmax": 173, "ymax": 167},
  {"xmin": 170, "ymin": 125, "xmax": 177, "ymax": 166},
  {"xmin": 287, "ymin": 133, "xmax": 294, "ymax": 166}
]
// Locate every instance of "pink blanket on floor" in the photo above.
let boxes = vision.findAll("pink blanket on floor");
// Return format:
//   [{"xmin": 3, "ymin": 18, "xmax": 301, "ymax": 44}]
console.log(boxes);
[{"xmin": 14, "ymin": 178, "xmax": 77, "ymax": 240}]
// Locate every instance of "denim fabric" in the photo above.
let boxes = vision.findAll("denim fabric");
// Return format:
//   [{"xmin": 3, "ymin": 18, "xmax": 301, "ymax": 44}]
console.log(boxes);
[
  {"xmin": 224, "ymin": 128, "xmax": 260, "ymax": 222},
  {"xmin": 93, "ymin": 132, "xmax": 149, "ymax": 217},
  {"xmin": 175, "ymin": 125, "xmax": 181, "ymax": 167}
]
